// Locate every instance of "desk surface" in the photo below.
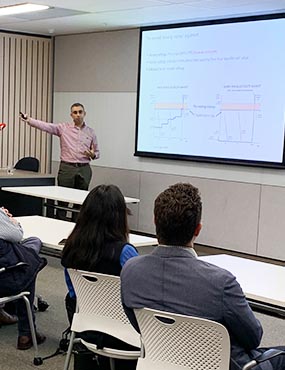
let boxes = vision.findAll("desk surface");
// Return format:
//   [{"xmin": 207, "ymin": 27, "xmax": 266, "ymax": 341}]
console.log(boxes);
[
  {"xmin": 200, "ymin": 254, "xmax": 285, "ymax": 309},
  {"xmin": 0, "ymin": 171, "xmax": 55, "ymax": 217},
  {"xmin": 3, "ymin": 185, "xmax": 140, "ymax": 205},
  {"xmin": 0, "ymin": 169, "xmax": 54, "ymax": 179},
  {"xmin": 16, "ymin": 216, "xmax": 157, "ymax": 251}
]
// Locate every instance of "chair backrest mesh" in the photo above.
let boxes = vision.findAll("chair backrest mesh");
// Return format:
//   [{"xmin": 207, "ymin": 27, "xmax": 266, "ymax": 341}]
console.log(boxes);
[
  {"xmin": 69, "ymin": 269, "xmax": 130, "ymax": 324},
  {"xmin": 14, "ymin": 157, "xmax": 39, "ymax": 172},
  {"xmin": 135, "ymin": 308, "xmax": 230, "ymax": 370}
]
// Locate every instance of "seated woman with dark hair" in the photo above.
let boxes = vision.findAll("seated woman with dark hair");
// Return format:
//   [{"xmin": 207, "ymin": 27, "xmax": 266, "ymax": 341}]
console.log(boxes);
[{"xmin": 61, "ymin": 184, "xmax": 139, "ymax": 370}]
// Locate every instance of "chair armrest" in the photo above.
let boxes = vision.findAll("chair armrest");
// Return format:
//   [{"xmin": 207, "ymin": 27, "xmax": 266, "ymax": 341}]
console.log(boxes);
[
  {"xmin": 243, "ymin": 349, "xmax": 285, "ymax": 370},
  {"xmin": 0, "ymin": 262, "xmax": 29, "ymax": 273}
]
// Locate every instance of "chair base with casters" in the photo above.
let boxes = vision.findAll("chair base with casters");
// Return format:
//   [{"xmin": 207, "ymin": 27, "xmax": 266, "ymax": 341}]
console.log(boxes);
[
  {"xmin": 35, "ymin": 296, "xmax": 49, "ymax": 312},
  {"xmin": 0, "ymin": 292, "xmax": 43, "ymax": 366},
  {"xmin": 63, "ymin": 270, "xmax": 141, "ymax": 370}
]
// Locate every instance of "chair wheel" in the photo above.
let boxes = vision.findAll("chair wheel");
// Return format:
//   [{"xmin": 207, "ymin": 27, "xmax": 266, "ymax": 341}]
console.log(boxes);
[
  {"xmin": 33, "ymin": 357, "xmax": 43, "ymax": 366},
  {"xmin": 59, "ymin": 338, "xmax": 69, "ymax": 352},
  {"xmin": 37, "ymin": 298, "xmax": 49, "ymax": 312}
]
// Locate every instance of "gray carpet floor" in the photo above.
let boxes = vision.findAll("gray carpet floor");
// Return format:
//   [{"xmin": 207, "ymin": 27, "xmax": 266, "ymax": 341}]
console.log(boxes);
[
  {"xmin": 0, "ymin": 255, "xmax": 70, "ymax": 370},
  {"xmin": 0, "ymin": 251, "xmax": 285, "ymax": 370}
]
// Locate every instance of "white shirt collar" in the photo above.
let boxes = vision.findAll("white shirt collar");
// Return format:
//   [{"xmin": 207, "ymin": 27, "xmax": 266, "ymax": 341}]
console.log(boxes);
[{"xmin": 159, "ymin": 244, "xmax": 198, "ymax": 258}]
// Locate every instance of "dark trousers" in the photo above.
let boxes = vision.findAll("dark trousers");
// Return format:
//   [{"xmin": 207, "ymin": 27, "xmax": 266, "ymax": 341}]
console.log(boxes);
[{"xmin": 57, "ymin": 162, "xmax": 92, "ymax": 221}]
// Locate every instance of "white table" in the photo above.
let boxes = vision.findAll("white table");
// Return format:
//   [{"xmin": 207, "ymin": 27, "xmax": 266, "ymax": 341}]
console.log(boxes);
[
  {"xmin": 3, "ymin": 185, "xmax": 140, "ymax": 205},
  {"xmin": 0, "ymin": 170, "xmax": 55, "ymax": 217},
  {"xmin": 16, "ymin": 216, "xmax": 157, "ymax": 253},
  {"xmin": 200, "ymin": 254, "xmax": 285, "ymax": 315}
]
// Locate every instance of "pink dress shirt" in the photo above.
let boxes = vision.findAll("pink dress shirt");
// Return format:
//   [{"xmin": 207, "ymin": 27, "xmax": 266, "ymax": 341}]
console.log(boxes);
[{"xmin": 28, "ymin": 118, "xmax": 100, "ymax": 163}]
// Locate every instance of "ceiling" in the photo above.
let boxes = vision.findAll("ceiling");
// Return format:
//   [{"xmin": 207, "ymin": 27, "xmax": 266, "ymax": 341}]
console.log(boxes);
[{"xmin": 0, "ymin": 0, "xmax": 284, "ymax": 36}]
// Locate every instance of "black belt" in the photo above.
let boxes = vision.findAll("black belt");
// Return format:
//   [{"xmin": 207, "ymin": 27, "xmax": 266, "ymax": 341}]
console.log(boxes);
[{"xmin": 61, "ymin": 161, "xmax": 89, "ymax": 168}]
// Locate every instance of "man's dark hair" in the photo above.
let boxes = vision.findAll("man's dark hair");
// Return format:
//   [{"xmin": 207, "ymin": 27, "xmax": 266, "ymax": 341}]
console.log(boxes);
[
  {"xmin": 154, "ymin": 182, "xmax": 202, "ymax": 246},
  {"xmin": 70, "ymin": 103, "xmax": 84, "ymax": 111}
]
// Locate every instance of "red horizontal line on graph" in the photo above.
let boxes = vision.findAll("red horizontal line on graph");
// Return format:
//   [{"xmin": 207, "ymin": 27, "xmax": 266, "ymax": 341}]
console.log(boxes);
[{"xmin": 221, "ymin": 103, "xmax": 261, "ymax": 111}]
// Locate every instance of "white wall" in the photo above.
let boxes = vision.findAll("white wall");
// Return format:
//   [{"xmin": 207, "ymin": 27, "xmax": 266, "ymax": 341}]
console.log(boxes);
[{"xmin": 52, "ymin": 29, "xmax": 285, "ymax": 261}]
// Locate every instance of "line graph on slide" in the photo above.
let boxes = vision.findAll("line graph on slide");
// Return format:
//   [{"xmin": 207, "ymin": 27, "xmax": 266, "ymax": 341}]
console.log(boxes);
[
  {"xmin": 146, "ymin": 89, "xmax": 262, "ymax": 153},
  {"xmin": 150, "ymin": 94, "xmax": 191, "ymax": 140},
  {"xmin": 212, "ymin": 92, "xmax": 262, "ymax": 144}
]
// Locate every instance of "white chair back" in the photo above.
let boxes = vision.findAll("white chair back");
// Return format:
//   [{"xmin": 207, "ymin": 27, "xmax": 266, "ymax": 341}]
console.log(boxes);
[
  {"xmin": 68, "ymin": 269, "xmax": 140, "ymax": 347},
  {"xmin": 135, "ymin": 307, "xmax": 231, "ymax": 370}
]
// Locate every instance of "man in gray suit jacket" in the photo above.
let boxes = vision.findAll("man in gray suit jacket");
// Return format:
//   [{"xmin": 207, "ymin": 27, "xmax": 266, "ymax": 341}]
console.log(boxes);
[{"xmin": 121, "ymin": 182, "xmax": 285, "ymax": 370}]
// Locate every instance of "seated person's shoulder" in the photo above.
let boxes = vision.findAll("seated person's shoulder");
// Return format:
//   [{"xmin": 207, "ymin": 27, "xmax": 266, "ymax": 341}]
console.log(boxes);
[
  {"xmin": 121, "ymin": 253, "xmax": 147, "ymax": 272},
  {"xmin": 197, "ymin": 257, "xmax": 238, "ymax": 285}
]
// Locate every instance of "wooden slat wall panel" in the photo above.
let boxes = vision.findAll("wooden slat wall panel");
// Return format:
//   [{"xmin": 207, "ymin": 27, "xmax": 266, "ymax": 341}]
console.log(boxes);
[
  {"xmin": 30, "ymin": 40, "xmax": 37, "ymax": 156},
  {"xmin": 8, "ymin": 38, "xmax": 16, "ymax": 164},
  {"xmin": 0, "ymin": 33, "xmax": 52, "ymax": 173},
  {"xmin": 2, "ymin": 37, "xmax": 9, "ymax": 166},
  {"xmin": 14, "ymin": 38, "xmax": 21, "ymax": 163},
  {"xmin": 0, "ymin": 37, "xmax": 4, "ymax": 168},
  {"xmin": 46, "ymin": 40, "xmax": 52, "ymax": 173},
  {"xmin": 36, "ymin": 41, "xmax": 43, "ymax": 165},
  {"xmin": 41, "ymin": 40, "xmax": 51, "ymax": 173},
  {"xmin": 25, "ymin": 39, "xmax": 32, "ymax": 155},
  {"xmin": 19, "ymin": 38, "xmax": 27, "ymax": 160}
]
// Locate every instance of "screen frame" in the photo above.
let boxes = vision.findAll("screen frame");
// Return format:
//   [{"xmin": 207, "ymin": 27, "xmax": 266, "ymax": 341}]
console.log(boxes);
[{"xmin": 134, "ymin": 12, "xmax": 285, "ymax": 169}]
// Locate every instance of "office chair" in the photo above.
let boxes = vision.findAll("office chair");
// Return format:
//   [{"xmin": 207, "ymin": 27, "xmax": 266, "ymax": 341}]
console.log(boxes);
[
  {"xmin": 135, "ymin": 307, "xmax": 230, "ymax": 370},
  {"xmin": 14, "ymin": 157, "xmax": 39, "ymax": 172},
  {"xmin": 134, "ymin": 307, "xmax": 285, "ymax": 370},
  {"xmin": 63, "ymin": 269, "xmax": 141, "ymax": 370},
  {"xmin": 0, "ymin": 262, "xmax": 42, "ymax": 365}
]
